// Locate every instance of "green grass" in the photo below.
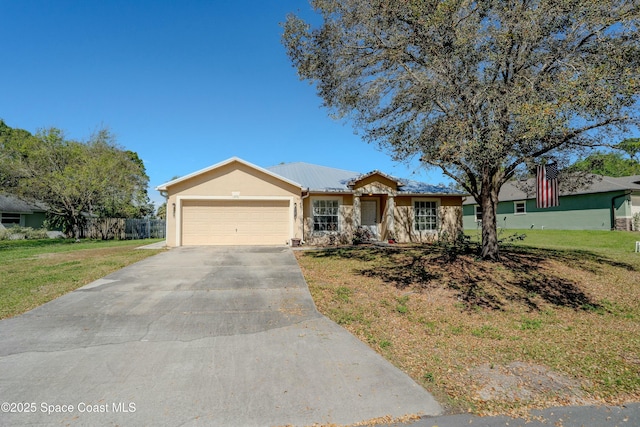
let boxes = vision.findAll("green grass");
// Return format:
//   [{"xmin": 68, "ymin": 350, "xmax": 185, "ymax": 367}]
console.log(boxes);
[
  {"xmin": 0, "ymin": 239, "xmax": 164, "ymax": 319},
  {"xmin": 335, "ymin": 286, "xmax": 352, "ymax": 302},
  {"xmin": 296, "ymin": 229, "xmax": 640, "ymax": 415},
  {"xmin": 469, "ymin": 229, "xmax": 640, "ymax": 257}
]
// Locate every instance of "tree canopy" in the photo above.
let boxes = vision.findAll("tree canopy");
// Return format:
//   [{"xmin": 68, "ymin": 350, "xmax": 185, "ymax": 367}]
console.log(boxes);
[
  {"xmin": 156, "ymin": 202, "xmax": 167, "ymax": 220},
  {"xmin": 283, "ymin": 0, "xmax": 640, "ymax": 259},
  {"xmin": 570, "ymin": 145, "xmax": 640, "ymax": 177},
  {"xmin": 616, "ymin": 138, "xmax": 640, "ymax": 161},
  {"xmin": 0, "ymin": 120, "xmax": 153, "ymax": 238}
]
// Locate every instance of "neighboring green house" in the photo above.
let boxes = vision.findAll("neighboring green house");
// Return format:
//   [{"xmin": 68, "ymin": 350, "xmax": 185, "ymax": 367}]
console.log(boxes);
[
  {"xmin": 0, "ymin": 195, "xmax": 48, "ymax": 229},
  {"xmin": 463, "ymin": 175, "xmax": 640, "ymax": 231}
]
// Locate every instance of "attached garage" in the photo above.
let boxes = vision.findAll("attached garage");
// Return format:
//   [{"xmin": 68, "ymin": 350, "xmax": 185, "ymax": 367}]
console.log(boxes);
[
  {"xmin": 158, "ymin": 156, "xmax": 466, "ymax": 247},
  {"xmin": 157, "ymin": 158, "xmax": 303, "ymax": 247},
  {"xmin": 180, "ymin": 199, "xmax": 292, "ymax": 246}
]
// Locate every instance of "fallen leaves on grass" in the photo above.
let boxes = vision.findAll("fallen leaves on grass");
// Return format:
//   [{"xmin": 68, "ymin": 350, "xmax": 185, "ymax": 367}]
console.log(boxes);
[
  {"xmin": 278, "ymin": 413, "xmax": 423, "ymax": 427},
  {"xmin": 295, "ymin": 244, "xmax": 640, "ymax": 417}
]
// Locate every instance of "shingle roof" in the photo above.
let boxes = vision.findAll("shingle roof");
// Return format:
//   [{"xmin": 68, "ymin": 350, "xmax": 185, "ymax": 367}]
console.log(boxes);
[
  {"xmin": 463, "ymin": 174, "xmax": 640, "ymax": 205},
  {"xmin": 0, "ymin": 195, "xmax": 46, "ymax": 213}
]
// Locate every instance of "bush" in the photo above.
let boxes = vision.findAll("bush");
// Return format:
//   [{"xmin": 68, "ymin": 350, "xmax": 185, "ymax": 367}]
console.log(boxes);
[
  {"xmin": 0, "ymin": 226, "xmax": 50, "ymax": 240},
  {"xmin": 435, "ymin": 230, "xmax": 473, "ymax": 260},
  {"xmin": 0, "ymin": 228, "xmax": 10, "ymax": 240},
  {"xmin": 352, "ymin": 226, "xmax": 374, "ymax": 245}
]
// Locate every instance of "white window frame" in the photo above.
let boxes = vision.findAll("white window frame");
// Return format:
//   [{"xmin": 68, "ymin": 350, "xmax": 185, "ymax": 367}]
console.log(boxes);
[
  {"xmin": 412, "ymin": 198, "xmax": 439, "ymax": 232},
  {"xmin": 311, "ymin": 197, "xmax": 342, "ymax": 233},
  {"xmin": 474, "ymin": 205, "xmax": 483, "ymax": 222},
  {"xmin": 514, "ymin": 201, "xmax": 526, "ymax": 215}
]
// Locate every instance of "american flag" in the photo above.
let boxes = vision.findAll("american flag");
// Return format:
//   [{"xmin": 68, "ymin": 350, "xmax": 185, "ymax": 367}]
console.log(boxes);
[{"xmin": 536, "ymin": 163, "xmax": 559, "ymax": 208}]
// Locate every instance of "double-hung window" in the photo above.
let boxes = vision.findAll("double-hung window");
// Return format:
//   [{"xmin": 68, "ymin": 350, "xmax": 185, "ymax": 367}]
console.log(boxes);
[
  {"xmin": 312, "ymin": 199, "xmax": 339, "ymax": 232},
  {"xmin": 514, "ymin": 201, "xmax": 526, "ymax": 215},
  {"xmin": 414, "ymin": 200, "xmax": 438, "ymax": 231}
]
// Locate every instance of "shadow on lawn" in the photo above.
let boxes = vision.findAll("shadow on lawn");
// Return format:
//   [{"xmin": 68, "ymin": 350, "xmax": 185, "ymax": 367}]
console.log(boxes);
[{"xmin": 306, "ymin": 244, "xmax": 633, "ymax": 311}]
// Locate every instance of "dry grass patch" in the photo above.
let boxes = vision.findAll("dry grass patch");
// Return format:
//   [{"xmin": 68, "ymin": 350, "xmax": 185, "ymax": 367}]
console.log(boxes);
[{"xmin": 295, "ymin": 242, "xmax": 640, "ymax": 416}]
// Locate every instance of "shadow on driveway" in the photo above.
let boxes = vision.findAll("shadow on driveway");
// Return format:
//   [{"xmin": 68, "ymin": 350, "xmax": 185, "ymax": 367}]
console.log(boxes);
[{"xmin": 0, "ymin": 246, "xmax": 441, "ymax": 426}]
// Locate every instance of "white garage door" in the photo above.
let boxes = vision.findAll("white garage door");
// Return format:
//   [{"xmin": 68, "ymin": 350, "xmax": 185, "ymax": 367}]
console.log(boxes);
[{"xmin": 181, "ymin": 200, "xmax": 290, "ymax": 245}]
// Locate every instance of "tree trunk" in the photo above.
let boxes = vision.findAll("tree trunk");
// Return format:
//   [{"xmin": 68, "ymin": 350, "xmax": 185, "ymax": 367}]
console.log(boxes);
[
  {"xmin": 72, "ymin": 220, "xmax": 81, "ymax": 240},
  {"xmin": 70, "ymin": 211, "xmax": 83, "ymax": 240},
  {"xmin": 480, "ymin": 175, "xmax": 500, "ymax": 260}
]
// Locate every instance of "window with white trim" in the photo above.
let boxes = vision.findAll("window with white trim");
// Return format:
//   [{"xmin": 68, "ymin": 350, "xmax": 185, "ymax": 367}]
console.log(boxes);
[
  {"xmin": 514, "ymin": 201, "xmax": 526, "ymax": 215},
  {"xmin": 312, "ymin": 199, "xmax": 339, "ymax": 232},
  {"xmin": 474, "ymin": 205, "xmax": 483, "ymax": 222},
  {"xmin": 1, "ymin": 213, "xmax": 21, "ymax": 226},
  {"xmin": 414, "ymin": 200, "xmax": 438, "ymax": 231}
]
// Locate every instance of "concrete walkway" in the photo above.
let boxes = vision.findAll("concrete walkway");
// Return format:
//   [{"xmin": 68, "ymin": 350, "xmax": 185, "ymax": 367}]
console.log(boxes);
[
  {"xmin": 0, "ymin": 246, "xmax": 441, "ymax": 426},
  {"xmin": 136, "ymin": 239, "xmax": 167, "ymax": 249}
]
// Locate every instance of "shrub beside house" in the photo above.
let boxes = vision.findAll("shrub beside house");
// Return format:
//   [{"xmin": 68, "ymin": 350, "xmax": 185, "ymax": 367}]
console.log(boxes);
[{"xmin": 156, "ymin": 157, "xmax": 466, "ymax": 247}]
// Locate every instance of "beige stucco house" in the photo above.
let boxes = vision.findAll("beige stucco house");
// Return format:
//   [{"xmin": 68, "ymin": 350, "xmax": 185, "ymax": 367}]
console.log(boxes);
[{"xmin": 156, "ymin": 157, "xmax": 465, "ymax": 247}]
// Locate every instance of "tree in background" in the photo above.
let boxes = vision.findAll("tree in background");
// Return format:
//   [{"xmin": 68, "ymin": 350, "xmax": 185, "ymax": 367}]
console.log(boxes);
[
  {"xmin": 570, "ymin": 138, "xmax": 640, "ymax": 177},
  {"xmin": 156, "ymin": 202, "xmax": 167, "ymax": 220},
  {"xmin": 570, "ymin": 153, "xmax": 640, "ymax": 177},
  {"xmin": 617, "ymin": 138, "xmax": 640, "ymax": 162},
  {"xmin": 0, "ymin": 121, "xmax": 36, "ymax": 188},
  {"xmin": 283, "ymin": 0, "xmax": 640, "ymax": 259},
  {"xmin": 0, "ymin": 120, "xmax": 152, "ymax": 238}
]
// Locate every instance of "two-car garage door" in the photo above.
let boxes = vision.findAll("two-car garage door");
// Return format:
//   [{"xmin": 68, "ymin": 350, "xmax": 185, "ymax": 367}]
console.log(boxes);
[{"xmin": 181, "ymin": 199, "xmax": 290, "ymax": 245}]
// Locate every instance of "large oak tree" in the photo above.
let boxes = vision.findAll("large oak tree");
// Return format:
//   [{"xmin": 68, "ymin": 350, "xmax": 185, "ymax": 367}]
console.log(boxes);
[{"xmin": 282, "ymin": 0, "xmax": 640, "ymax": 259}]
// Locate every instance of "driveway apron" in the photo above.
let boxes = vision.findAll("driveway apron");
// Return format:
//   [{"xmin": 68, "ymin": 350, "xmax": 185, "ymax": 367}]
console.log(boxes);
[{"xmin": 0, "ymin": 246, "xmax": 441, "ymax": 426}]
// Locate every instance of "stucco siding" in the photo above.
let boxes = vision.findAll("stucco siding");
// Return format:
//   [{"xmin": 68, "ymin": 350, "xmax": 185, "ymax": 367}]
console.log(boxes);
[
  {"xmin": 166, "ymin": 196, "xmax": 177, "ymax": 246},
  {"xmin": 168, "ymin": 162, "xmax": 300, "ymax": 197},
  {"xmin": 353, "ymin": 176, "xmax": 397, "ymax": 194},
  {"xmin": 164, "ymin": 161, "xmax": 301, "ymax": 247},
  {"xmin": 302, "ymin": 194, "xmax": 355, "ymax": 245},
  {"xmin": 394, "ymin": 197, "xmax": 462, "ymax": 243},
  {"xmin": 302, "ymin": 194, "xmax": 463, "ymax": 244},
  {"xmin": 440, "ymin": 205, "xmax": 463, "ymax": 237},
  {"xmin": 440, "ymin": 196, "xmax": 462, "ymax": 207},
  {"xmin": 160, "ymin": 159, "xmax": 465, "ymax": 246}
]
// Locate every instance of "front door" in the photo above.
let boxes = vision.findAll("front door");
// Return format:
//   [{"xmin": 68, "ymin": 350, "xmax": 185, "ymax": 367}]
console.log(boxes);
[{"xmin": 361, "ymin": 200, "xmax": 378, "ymax": 240}]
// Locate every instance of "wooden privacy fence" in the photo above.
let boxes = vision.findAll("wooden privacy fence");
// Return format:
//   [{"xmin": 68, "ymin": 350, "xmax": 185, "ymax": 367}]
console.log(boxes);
[{"xmin": 81, "ymin": 218, "xmax": 165, "ymax": 240}]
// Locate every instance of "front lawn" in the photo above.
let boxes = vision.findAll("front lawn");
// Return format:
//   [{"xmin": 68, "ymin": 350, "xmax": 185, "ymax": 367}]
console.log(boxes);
[
  {"xmin": 295, "ymin": 230, "xmax": 640, "ymax": 416},
  {"xmin": 0, "ymin": 239, "xmax": 164, "ymax": 319}
]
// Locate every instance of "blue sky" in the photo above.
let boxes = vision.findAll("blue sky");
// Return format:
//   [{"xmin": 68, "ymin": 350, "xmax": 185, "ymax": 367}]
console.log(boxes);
[{"xmin": 1, "ymin": 0, "xmax": 447, "ymax": 209}]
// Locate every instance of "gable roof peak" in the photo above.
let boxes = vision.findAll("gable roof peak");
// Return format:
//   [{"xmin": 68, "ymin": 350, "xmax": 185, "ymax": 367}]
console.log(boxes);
[
  {"xmin": 348, "ymin": 169, "xmax": 404, "ymax": 188},
  {"xmin": 155, "ymin": 156, "xmax": 302, "ymax": 191}
]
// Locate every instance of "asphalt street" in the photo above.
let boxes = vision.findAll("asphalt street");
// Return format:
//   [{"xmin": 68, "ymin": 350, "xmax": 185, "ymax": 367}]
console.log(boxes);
[{"xmin": 407, "ymin": 403, "xmax": 639, "ymax": 427}]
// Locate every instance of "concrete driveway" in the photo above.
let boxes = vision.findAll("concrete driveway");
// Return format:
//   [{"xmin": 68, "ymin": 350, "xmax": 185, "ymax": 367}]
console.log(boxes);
[{"xmin": 0, "ymin": 246, "xmax": 441, "ymax": 426}]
